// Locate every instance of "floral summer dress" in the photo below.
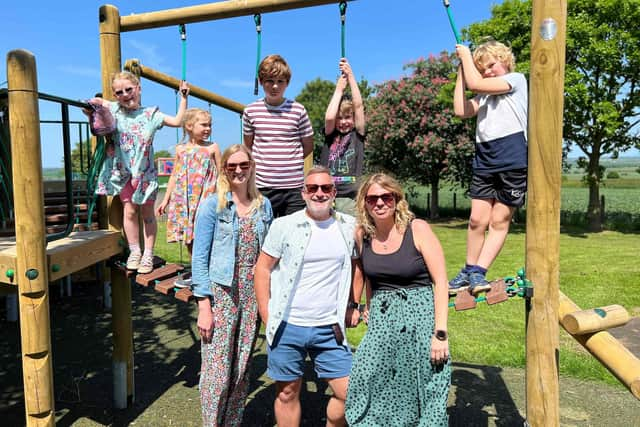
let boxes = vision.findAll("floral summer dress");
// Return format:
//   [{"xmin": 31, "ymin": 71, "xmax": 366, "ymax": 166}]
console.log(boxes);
[
  {"xmin": 166, "ymin": 144, "xmax": 217, "ymax": 244},
  {"xmin": 200, "ymin": 216, "xmax": 261, "ymax": 427},
  {"xmin": 95, "ymin": 105, "xmax": 165, "ymax": 204}
]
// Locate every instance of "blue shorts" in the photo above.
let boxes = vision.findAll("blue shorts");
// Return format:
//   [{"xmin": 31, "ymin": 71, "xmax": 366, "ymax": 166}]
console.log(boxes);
[{"xmin": 267, "ymin": 322, "xmax": 352, "ymax": 381}]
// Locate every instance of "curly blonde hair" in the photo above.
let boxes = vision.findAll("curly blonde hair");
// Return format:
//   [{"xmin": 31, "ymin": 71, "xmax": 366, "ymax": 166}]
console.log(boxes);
[
  {"xmin": 355, "ymin": 173, "xmax": 414, "ymax": 239},
  {"xmin": 473, "ymin": 40, "xmax": 515, "ymax": 73},
  {"xmin": 216, "ymin": 144, "xmax": 264, "ymax": 214}
]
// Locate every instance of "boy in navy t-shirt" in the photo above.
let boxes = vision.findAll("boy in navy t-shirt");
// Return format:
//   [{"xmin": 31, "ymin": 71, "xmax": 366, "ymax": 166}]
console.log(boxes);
[{"xmin": 451, "ymin": 40, "xmax": 528, "ymax": 294}]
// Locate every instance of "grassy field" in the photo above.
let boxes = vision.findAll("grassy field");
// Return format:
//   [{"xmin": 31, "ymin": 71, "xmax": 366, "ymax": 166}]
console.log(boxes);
[{"xmin": 156, "ymin": 218, "xmax": 640, "ymax": 388}]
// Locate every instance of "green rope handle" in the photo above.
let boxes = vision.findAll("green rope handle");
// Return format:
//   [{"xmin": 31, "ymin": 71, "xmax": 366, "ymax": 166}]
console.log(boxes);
[
  {"xmin": 443, "ymin": 1, "xmax": 462, "ymax": 44},
  {"xmin": 85, "ymin": 136, "xmax": 106, "ymax": 227},
  {"xmin": 179, "ymin": 24, "xmax": 187, "ymax": 81},
  {"xmin": 254, "ymin": 14, "xmax": 262, "ymax": 96},
  {"xmin": 339, "ymin": 2, "xmax": 347, "ymax": 58}
]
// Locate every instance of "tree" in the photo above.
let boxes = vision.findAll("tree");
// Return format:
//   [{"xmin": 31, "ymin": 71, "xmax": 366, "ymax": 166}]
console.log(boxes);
[
  {"xmin": 154, "ymin": 149, "xmax": 172, "ymax": 161},
  {"xmin": 465, "ymin": 0, "xmax": 640, "ymax": 231},
  {"xmin": 365, "ymin": 54, "xmax": 475, "ymax": 218},
  {"xmin": 296, "ymin": 77, "xmax": 373, "ymax": 161},
  {"xmin": 68, "ymin": 139, "xmax": 92, "ymax": 177}
]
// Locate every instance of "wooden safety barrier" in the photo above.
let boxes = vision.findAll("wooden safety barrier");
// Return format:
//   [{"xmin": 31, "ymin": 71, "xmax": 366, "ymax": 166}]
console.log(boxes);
[
  {"xmin": 559, "ymin": 292, "xmax": 640, "ymax": 400},
  {"xmin": 562, "ymin": 304, "xmax": 630, "ymax": 335}
]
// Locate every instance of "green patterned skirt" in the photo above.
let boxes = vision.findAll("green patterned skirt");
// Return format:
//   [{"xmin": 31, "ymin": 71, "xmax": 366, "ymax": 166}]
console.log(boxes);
[{"xmin": 346, "ymin": 286, "xmax": 451, "ymax": 426}]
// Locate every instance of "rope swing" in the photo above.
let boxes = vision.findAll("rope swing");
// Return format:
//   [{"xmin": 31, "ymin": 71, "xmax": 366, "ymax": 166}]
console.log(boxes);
[
  {"xmin": 442, "ymin": 0, "xmax": 462, "ymax": 44},
  {"xmin": 253, "ymin": 14, "xmax": 262, "ymax": 96},
  {"xmin": 339, "ymin": 1, "xmax": 347, "ymax": 57}
]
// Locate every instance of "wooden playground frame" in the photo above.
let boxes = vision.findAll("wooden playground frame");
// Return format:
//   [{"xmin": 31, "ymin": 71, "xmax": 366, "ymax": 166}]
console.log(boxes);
[{"xmin": 2, "ymin": 1, "xmax": 638, "ymax": 426}]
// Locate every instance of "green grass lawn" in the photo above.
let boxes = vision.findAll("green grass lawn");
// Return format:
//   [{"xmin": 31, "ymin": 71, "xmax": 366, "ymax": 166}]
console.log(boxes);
[{"xmin": 155, "ymin": 219, "xmax": 640, "ymax": 387}]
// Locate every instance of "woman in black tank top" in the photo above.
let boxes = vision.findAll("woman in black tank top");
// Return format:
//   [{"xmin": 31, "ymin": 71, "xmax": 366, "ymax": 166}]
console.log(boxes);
[{"xmin": 345, "ymin": 173, "xmax": 451, "ymax": 426}]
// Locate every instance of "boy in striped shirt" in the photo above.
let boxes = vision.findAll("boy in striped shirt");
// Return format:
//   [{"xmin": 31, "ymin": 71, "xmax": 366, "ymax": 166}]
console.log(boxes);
[{"xmin": 243, "ymin": 54, "xmax": 314, "ymax": 217}]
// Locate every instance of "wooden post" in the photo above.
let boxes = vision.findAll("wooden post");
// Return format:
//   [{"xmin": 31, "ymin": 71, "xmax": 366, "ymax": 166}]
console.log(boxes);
[
  {"xmin": 559, "ymin": 292, "xmax": 640, "ymax": 399},
  {"xmin": 7, "ymin": 49, "xmax": 55, "ymax": 427},
  {"xmin": 525, "ymin": 2, "xmax": 567, "ymax": 426},
  {"xmin": 123, "ymin": 59, "xmax": 245, "ymax": 113},
  {"xmin": 120, "ymin": 0, "xmax": 353, "ymax": 32},
  {"xmin": 99, "ymin": 4, "xmax": 135, "ymax": 409}
]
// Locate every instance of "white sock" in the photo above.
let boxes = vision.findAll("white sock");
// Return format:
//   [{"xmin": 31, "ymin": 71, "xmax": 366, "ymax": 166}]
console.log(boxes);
[{"xmin": 129, "ymin": 243, "xmax": 141, "ymax": 254}]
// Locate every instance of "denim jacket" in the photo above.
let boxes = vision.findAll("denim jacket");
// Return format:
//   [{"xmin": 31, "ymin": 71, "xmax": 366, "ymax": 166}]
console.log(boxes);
[
  {"xmin": 260, "ymin": 209, "xmax": 357, "ymax": 346},
  {"xmin": 191, "ymin": 192, "xmax": 273, "ymax": 299}
]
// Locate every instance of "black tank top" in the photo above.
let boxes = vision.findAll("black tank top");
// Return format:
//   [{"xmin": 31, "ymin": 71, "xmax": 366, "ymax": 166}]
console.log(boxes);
[{"xmin": 362, "ymin": 222, "xmax": 433, "ymax": 291}]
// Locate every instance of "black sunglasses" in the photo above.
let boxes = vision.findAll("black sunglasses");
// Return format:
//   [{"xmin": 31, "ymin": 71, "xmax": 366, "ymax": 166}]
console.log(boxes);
[
  {"xmin": 114, "ymin": 86, "xmax": 136, "ymax": 97},
  {"xmin": 365, "ymin": 193, "xmax": 396, "ymax": 207},
  {"xmin": 304, "ymin": 184, "xmax": 335, "ymax": 194}
]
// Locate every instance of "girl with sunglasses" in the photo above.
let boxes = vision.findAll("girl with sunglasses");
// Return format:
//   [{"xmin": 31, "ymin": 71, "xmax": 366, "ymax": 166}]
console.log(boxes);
[
  {"xmin": 191, "ymin": 144, "xmax": 273, "ymax": 426},
  {"xmin": 87, "ymin": 71, "xmax": 190, "ymax": 274},
  {"xmin": 346, "ymin": 173, "xmax": 451, "ymax": 426},
  {"xmin": 156, "ymin": 108, "xmax": 221, "ymax": 286}
]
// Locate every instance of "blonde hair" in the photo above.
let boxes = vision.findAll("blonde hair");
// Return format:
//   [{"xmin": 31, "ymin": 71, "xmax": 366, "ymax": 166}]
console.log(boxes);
[
  {"xmin": 216, "ymin": 144, "xmax": 264, "ymax": 214},
  {"xmin": 338, "ymin": 98, "xmax": 354, "ymax": 118},
  {"xmin": 258, "ymin": 54, "xmax": 292, "ymax": 84},
  {"xmin": 473, "ymin": 40, "xmax": 515, "ymax": 73},
  {"xmin": 181, "ymin": 108, "xmax": 211, "ymax": 143},
  {"xmin": 110, "ymin": 71, "xmax": 140, "ymax": 88},
  {"xmin": 356, "ymin": 173, "xmax": 415, "ymax": 239}
]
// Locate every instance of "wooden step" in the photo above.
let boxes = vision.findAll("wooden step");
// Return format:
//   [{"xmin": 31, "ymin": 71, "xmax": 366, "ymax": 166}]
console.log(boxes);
[
  {"xmin": 175, "ymin": 288, "xmax": 194, "ymax": 302},
  {"xmin": 136, "ymin": 263, "xmax": 183, "ymax": 287},
  {"xmin": 44, "ymin": 204, "xmax": 90, "ymax": 214},
  {"xmin": 45, "ymin": 212, "xmax": 97, "ymax": 224},
  {"xmin": 46, "ymin": 223, "xmax": 99, "ymax": 234}
]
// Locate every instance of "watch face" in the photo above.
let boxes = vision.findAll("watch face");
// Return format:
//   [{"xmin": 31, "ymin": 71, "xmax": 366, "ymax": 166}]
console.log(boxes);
[{"xmin": 436, "ymin": 330, "xmax": 447, "ymax": 340}]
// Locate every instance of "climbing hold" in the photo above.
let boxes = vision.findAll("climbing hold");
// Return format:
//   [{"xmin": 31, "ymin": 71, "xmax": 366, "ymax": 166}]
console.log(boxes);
[
  {"xmin": 25, "ymin": 269, "xmax": 39, "ymax": 280},
  {"xmin": 51, "ymin": 264, "xmax": 61, "ymax": 272}
]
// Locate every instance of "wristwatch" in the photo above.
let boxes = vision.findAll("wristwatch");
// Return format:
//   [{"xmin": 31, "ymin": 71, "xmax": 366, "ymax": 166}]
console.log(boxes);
[
  {"xmin": 434, "ymin": 329, "xmax": 448, "ymax": 341},
  {"xmin": 347, "ymin": 301, "xmax": 360, "ymax": 310}
]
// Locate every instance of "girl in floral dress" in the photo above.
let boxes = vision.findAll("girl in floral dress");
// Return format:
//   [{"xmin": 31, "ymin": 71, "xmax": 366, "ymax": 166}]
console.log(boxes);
[
  {"xmin": 157, "ymin": 108, "xmax": 221, "ymax": 259},
  {"xmin": 191, "ymin": 144, "xmax": 273, "ymax": 427},
  {"xmin": 89, "ymin": 71, "xmax": 189, "ymax": 274}
]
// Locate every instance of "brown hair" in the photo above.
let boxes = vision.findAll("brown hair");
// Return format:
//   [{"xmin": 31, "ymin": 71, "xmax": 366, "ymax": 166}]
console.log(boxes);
[{"xmin": 258, "ymin": 54, "xmax": 292, "ymax": 83}]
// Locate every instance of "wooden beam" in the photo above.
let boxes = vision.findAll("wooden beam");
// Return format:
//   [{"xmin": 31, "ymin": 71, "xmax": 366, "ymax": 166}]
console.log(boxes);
[
  {"xmin": 7, "ymin": 48, "xmax": 55, "ymax": 427},
  {"xmin": 124, "ymin": 59, "xmax": 245, "ymax": 114},
  {"xmin": 120, "ymin": 0, "xmax": 353, "ymax": 32},
  {"xmin": 525, "ymin": 1, "xmax": 567, "ymax": 426},
  {"xmin": 559, "ymin": 292, "xmax": 640, "ymax": 399},
  {"xmin": 99, "ymin": 4, "xmax": 135, "ymax": 409},
  {"xmin": 562, "ymin": 304, "xmax": 630, "ymax": 335}
]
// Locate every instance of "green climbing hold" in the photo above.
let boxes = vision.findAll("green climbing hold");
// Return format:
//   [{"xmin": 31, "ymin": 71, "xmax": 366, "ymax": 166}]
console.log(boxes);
[
  {"xmin": 6, "ymin": 269, "xmax": 14, "ymax": 279},
  {"xmin": 51, "ymin": 264, "xmax": 61, "ymax": 272},
  {"xmin": 594, "ymin": 308, "xmax": 606, "ymax": 318},
  {"xmin": 517, "ymin": 279, "xmax": 524, "ymax": 287},
  {"xmin": 517, "ymin": 267, "xmax": 525, "ymax": 278},
  {"xmin": 25, "ymin": 269, "xmax": 39, "ymax": 280}
]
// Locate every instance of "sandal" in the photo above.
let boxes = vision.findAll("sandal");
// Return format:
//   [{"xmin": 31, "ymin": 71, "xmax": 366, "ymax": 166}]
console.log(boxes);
[
  {"xmin": 126, "ymin": 251, "xmax": 141, "ymax": 270},
  {"xmin": 137, "ymin": 254, "xmax": 154, "ymax": 274}
]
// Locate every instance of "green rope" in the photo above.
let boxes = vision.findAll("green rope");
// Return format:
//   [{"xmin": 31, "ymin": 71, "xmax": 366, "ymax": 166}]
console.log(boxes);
[
  {"xmin": 443, "ymin": 1, "xmax": 462, "ymax": 44},
  {"xmin": 339, "ymin": 2, "xmax": 347, "ymax": 58},
  {"xmin": 179, "ymin": 24, "xmax": 187, "ymax": 81},
  {"xmin": 253, "ymin": 14, "xmax": 262, "ymax": 96}
]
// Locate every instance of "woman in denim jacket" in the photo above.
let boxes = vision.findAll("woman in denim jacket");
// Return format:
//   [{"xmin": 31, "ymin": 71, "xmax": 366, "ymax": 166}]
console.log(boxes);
[{"xmin": 191, "ymin": 144, "xmax": 273, "ymax": 427}]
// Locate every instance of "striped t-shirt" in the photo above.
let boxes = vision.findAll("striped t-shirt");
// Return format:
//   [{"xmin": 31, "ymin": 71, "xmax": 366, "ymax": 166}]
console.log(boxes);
[{"xmin": 243, "ymin": 98, "xmax": 314, "ymax": 189}]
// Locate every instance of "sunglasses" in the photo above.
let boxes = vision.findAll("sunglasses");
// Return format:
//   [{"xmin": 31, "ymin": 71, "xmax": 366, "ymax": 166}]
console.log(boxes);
[
  {"xmin": 225, "ymin": 161, "xmax": 251, "ymax": 172},
  {"xmin": 304, "ymin": 184, "xmax": 335, "ymax": 194},
  {"xmin": 365, "ymin": 193, "xmax": 396, "ymax": 207},
  {"xmin": 114, "ymin": 86, "xmax": 136, "ymax": 97}
]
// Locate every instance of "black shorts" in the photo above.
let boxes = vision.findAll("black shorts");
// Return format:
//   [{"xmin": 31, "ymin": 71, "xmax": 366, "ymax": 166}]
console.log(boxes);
[
  {"xmin": 258, "ymin": 187, "xmax": 306, "ymax": 218},
  {"xmin": 470, "ymin": 169, "xmax": 527, "ymax": 207}
]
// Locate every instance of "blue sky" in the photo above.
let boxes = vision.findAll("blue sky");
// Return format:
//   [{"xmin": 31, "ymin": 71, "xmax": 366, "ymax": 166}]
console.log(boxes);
[{"xmin": 1, "ymin": 1, "xmax": 636, "ymax": 168}]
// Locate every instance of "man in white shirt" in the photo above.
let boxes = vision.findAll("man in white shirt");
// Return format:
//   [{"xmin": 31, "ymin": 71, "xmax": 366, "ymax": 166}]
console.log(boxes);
[{"xmin": 254, "ymin": 165, "xmax": 360, "ymax": 427}]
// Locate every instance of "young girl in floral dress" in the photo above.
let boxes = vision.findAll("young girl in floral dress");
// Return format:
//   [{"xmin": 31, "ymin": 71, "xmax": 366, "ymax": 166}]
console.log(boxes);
[
  {"xmin": 157, "ymin": 108, "xmax": 221, "ymax": 258},
  {"xmin": 89, "ymin": 71, "xmax": 189, "ymax": 274}
]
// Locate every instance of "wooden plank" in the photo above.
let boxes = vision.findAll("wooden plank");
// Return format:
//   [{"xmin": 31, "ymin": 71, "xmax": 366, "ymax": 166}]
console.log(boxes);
[
  {"xmin": 135, "ymin": 263, "xmax": 183, "ymax": 287},
  {"xmin": 46, "ymin": 223, "xmax": 99, "ymax": 234},
  {"xmin": 44, "ymin": 204, "xmax": 89, "ymax": 214},
  {"xmin": 47, "ymin": 230, "xmax": 123, "ymax": 281},
  {"xmin": 486, "ymin": 279, "xmax": 509, "ymax": 305},
  {"xmin": 154, "ymin": 277, "xmax": 178, "ymax": 295},
  {"xmin": 175, "ymin": 288, "xmax": 194, "ymax": 303}
]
